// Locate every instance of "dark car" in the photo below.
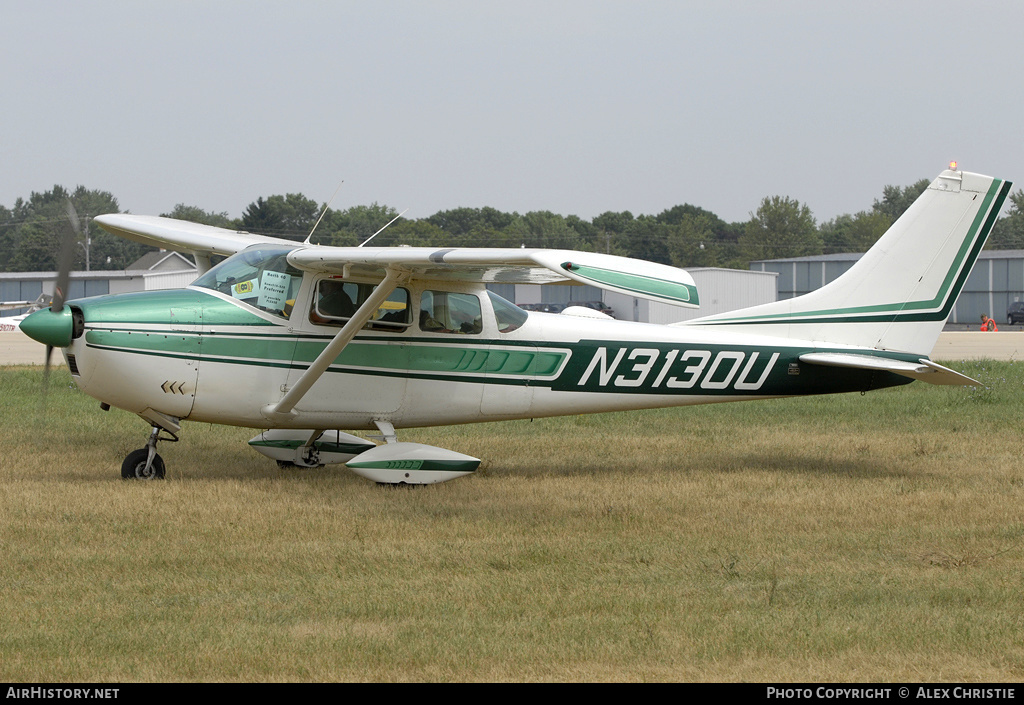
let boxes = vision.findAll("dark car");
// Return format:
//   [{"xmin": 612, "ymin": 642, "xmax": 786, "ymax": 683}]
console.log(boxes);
[
  {"xmin": 517, "ymin": 302, "xmax": 565, "ymax": 313},
  {"xmin": 566, "ymin": 300, "xmax": 614, "ymax": 317},
  {"xmin": 1007, "ymin": 302, "xmax": 1024, "ymax": 325}
]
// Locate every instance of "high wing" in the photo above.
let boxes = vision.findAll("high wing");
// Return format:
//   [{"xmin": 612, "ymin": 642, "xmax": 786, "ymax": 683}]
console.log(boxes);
[
  {"xmin": 94, "ymin": 214, "xmax": 699, "ymax": 308},
  {"xmin": 288, "ymin": 247, "xmax": 699, "ymax": 307},
  {"xmin": 94, "ymin": 214, "xmax": 298, "ymax": 273}
]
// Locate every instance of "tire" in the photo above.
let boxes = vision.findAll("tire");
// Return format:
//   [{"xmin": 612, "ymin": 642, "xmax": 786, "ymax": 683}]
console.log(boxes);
[{"xmin": 121, "ymin": 448, "xmax": 166, "ymax": 480}]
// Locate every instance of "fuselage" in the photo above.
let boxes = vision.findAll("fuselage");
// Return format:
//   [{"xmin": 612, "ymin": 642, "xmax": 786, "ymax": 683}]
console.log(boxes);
[{"xmin": 55, "ymin": 277, "xmax": 913, "ymax": 433}]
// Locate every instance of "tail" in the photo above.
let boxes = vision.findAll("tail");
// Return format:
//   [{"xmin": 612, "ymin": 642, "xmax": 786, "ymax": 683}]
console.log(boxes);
[{"xmin": 683, "ymin": 169, "xmax": 1012, "ymax": 355}]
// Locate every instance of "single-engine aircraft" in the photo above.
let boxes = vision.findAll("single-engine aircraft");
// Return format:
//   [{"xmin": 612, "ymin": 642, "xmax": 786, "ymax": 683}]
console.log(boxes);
[{"xmin": 19, "ymin": 167, "xmax": 1011, "ymax": 483}]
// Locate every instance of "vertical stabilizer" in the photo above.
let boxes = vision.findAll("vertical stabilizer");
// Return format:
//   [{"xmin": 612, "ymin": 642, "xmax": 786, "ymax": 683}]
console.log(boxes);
[{"xmin": 682, "ymin": 169, "xmax": 1011, "ymax": 354}]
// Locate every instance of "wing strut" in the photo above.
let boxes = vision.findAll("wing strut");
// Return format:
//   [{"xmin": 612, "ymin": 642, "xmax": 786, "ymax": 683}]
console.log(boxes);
[{"xmin": 264, "ymin": 268, "xmax": 403, "ymax": 419}]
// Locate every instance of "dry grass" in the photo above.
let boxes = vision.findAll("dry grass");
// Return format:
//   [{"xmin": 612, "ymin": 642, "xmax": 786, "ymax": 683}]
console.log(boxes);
[{"xmin": 1, "ymin": 362, "xmax": 1023, "ymax": 682}]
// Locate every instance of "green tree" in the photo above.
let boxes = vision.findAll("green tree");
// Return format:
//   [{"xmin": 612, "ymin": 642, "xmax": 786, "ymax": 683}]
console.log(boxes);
[
  {"xmin": 321, "ymin": 203, "xmax": 401, "ymax": 246},
  {"xmin": 591, "ymin": 211, "xmax": 635, "ymax": 257},
  {"xmin": 0, "ymin": 204, "xmax": 14, "ymax": 272},
  {"xmin": 619, "ymin": 216, "xmax": 671, "ymax": 265},
  {"xmin": 819, "ymin": 210, "xmax": 891, "ymax": 254},
  {"xmin": 8, "ymin": 220, "xmax": 56, "ymax": 272},
  {"xmin": 426, "ymin": 207, "xmax": 516, "ymax": 237},
  {"xmin": 386, "ymin": 218, "xmax": 451, "ymax": 248},
  {"xmin": 741, "ymin": 195, "xmax": 820, "ymax": 261},
  {"xmin": 666, "ymin": 213, "xmax": 719, "ymax": 268},
  {"xmin": 66, "ymin": 186, "xmax": 146, "ymax": 270},
  {"xmin": 240, "ymin": 193, "xmax": 320, "ymax": 240},
  {"xmin": 872, "ymin": 179, "xmax": 929, "ymax": 222},
  {"xmin": 657, "ymin": 204, "xmax": 739, "ymax": 268},
  {"xmin": 161, "ymin": 204, "xmax": 234, "ymax": 228},
  {"xmin": 504, "ymin": 211, "xmax": 583, "ymax": 250},
  {"xmin": 988, "ymin": 189, "xmax": 1024, "ymax": 250},
  {"xmin": 564, "ymin": 215, "xmax": 598, "ymax": 248},
  {"xmin": 3, "ymin": 185, "xmax": 138, "ymax": 272}
]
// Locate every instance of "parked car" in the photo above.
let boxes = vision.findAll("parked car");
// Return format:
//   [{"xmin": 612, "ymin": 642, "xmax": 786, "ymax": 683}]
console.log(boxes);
[
  {"xmin": 517, "ymin": 303, "xmax": 565, "ymax": 313},
  {"xmin": 566, "ymin": 301, "xmax": 614, "ymax": 317},
  {"xmin": 1007, "ymin": 302, "xmax": 1024, "ymax": 324}
]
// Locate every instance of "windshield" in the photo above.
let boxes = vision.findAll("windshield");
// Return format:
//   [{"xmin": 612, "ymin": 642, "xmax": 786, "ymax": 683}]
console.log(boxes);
[{"xmin": 192, "ymin": 246, "xmax": 303, "ymax": 319}]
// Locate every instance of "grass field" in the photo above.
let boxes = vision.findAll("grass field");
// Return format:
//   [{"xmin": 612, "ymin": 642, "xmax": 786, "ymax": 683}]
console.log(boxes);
[{"xmin": 1, "ymin": 362, "xmax": 1023, "ymax": 682}]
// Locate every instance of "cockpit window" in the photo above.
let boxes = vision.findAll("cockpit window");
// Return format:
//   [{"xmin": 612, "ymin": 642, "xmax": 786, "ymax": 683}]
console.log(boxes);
[
  {"xmin": 192, "ymin": 246, "xmax": 302, "ymax": 319},
  {"xmin": 487, "ymin": 291, "xmax": 528, "ymax": 333}
]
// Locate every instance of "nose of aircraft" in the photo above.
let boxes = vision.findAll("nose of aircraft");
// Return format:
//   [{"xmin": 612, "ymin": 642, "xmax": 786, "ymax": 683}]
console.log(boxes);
[{"xmin": 20, "ymin": 307, "xmax": 74, "ymax": 348}]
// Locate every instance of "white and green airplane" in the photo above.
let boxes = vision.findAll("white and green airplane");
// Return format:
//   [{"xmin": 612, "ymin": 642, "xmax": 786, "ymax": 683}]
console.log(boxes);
[{"xmin": 20, "ymin": 167, "xmax": 1011, "ymax": 483}]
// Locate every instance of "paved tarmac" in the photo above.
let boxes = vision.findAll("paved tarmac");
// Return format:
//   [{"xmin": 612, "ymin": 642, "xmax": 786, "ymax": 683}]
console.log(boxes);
[
  {"xmin": 929, "ymin": 331, "xmax": 1024, "ymax": 361},
  {"xmin": 2, "ymin": 329, "xmax": 46, "ymax": 365},
  {"xmin": 1, "ymin": 327, "xmax": 1021, "ymax": 366}
]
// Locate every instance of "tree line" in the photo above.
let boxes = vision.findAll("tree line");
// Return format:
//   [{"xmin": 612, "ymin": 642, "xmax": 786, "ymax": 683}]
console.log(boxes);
[{"xmin": 2, "ymin": 180, "xmax": 1023, "ymax": 274}]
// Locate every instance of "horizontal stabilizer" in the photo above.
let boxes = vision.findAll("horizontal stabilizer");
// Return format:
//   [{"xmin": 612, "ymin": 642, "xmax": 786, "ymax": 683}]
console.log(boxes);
[{"xmin": 799, "ymin": 352, "xmax": 980, "ymax": 386}]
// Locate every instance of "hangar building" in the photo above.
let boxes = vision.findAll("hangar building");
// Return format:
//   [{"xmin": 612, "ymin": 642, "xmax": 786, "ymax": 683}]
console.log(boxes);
[{"xmin": 750, "ymin": 250, "xmax": 1024, "ymax": 326}]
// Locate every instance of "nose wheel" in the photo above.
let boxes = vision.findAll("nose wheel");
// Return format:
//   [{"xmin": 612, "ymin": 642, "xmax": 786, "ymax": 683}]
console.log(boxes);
[{"xmin": 121, "ymin": 425, "xmax": 177, "ymax": 480}]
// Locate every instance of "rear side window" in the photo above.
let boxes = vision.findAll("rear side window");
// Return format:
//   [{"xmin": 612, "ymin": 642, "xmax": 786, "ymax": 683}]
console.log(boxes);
[{"xmin": 419, "ymin": 291, "xmax": 482, "ymax": 334}]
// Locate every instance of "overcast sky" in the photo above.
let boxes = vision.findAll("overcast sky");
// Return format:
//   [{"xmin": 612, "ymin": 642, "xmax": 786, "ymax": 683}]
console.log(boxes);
[{"xmin": 2, "ymin": 1, "xmax": 1022, "ymax": 227}]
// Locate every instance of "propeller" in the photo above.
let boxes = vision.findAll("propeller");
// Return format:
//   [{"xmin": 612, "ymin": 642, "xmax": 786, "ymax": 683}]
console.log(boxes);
[{"xmin": 42, "ymin": 201, "xmax": 79, "ymax": 386}]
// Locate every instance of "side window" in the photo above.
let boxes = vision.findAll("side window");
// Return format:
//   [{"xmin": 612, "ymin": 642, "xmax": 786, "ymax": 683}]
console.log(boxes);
[
  {"xmin": 310, "ymin": 279, "xmax": 411, "ymax": 331},
  {"xmin": 487, "ymin": 291, "xmax": 528, "ymax": 333},
  {"xmin": 419, "ymin": 291, "xmax": 482, "ymax": 334}
]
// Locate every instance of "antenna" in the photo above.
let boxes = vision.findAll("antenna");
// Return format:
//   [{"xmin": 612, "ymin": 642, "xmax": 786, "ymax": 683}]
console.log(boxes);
[
  {"xmin": 359, "ymin": 208, "xmax": 409, "ymax": 247},
  {"xmin": 304, "ymin": 181, "xmax": 345, "ymax": 245}
]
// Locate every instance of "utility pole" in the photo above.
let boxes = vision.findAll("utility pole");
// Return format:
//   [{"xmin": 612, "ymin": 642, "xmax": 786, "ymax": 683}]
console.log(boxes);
[
  {"xmin": 76, "ymin": 216, "xmax": 91, "ymax": 271},
  {"xmin": 84, "ymin": 217, "xmax": 91, "ymax": 272}
]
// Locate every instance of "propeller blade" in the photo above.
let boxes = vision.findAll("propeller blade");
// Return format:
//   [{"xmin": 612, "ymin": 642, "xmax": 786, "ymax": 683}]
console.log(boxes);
[
  {"xmin": 43, "ymin": 343, "xmax": 54, "ymax": 400},
  {"xmin": 53, "ymin": 201, "xmax": 79, "ymax": 312}
]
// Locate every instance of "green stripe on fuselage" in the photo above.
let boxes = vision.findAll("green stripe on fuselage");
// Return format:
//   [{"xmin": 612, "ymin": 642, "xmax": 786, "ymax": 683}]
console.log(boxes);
[{"xmin": 85, "ymin": 328, "xmax": 569, "ymax": 381}]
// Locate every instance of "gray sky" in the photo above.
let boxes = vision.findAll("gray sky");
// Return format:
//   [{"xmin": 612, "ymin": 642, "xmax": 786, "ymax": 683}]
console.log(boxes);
[{"xmin": 2, "ymin": 1, "xmax": 1022, "ymax": 227}]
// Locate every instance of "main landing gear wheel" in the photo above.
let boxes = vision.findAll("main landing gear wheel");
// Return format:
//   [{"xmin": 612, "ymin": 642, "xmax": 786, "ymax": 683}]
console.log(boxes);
[{"xmin": 121, "ymin": 448, "xmax": 166, "ymax": 480}]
